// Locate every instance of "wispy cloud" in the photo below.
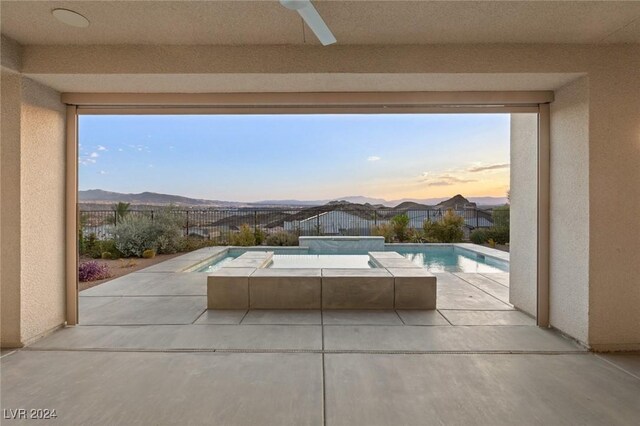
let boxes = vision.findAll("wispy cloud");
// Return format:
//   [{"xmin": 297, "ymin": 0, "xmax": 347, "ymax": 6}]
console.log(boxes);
[
  {"xmin": 467, "ymin": 163, "xmax": 509, "ymax": 173},
  {"xmin": 427, "ymin": 180, "xmax": 457, "ymax": 187},
  {"xmin": 99, "ymin": 170, "xmax": 108, "ymax": 175},
  {"xmin": 367, "ymin": 156, "xmax": 381, "ymax": 162},
  {"xmin": 78, "ymin": 157, "xmax": 96, "ymax": 166},
  {"xmin": 127, "ymin": 144, "xmax": 150, "ymax": 152},
  {"xmin": 419, "ymin": 173, "xmax": 476, "ymax": 186},
  {"xmin": 97, "ymin": 145, "xmax": 108, "ymax": 151},
  {"xmin": 90, "ymin": 152, "xmax": 99, "ymax": 158}
]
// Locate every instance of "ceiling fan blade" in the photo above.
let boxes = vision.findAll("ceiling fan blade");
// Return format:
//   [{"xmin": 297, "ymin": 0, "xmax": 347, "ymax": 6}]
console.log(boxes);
[{"xmin": 280, "ymin": 0, "xmax": 336, "ymax": 46}]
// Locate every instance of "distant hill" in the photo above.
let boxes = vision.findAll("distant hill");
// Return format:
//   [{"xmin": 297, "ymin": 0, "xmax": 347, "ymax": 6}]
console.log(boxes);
[
  {"xmin": 79, "ymin": 189, "xmax": 244, "ymax": 207},
  {"xmin": 79, "ymin": 189, "xmax": 508, "ymax": 209},
  {"xmin": 436, "ymin": 194, "xmax": 474, "ymax": 209},
  {"xmin": 394, "ymin": 201, "xmax": 431, "ymax": 210},
  {"xmin": 256, "ymin": 195, "xmax": 507, "ymax": 207}
]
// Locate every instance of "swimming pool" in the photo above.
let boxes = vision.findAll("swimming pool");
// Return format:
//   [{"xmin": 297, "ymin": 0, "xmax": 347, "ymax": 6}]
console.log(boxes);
[{"xmin": 195, "ymin": 245, "xmax": 508, "ymax": 273}]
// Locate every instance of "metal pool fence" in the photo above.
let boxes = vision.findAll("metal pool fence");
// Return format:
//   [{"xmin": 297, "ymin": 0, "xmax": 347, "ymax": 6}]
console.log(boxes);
[{"xmin": 79, "ymin": 207, "xmax": 497, "ymax": 243}]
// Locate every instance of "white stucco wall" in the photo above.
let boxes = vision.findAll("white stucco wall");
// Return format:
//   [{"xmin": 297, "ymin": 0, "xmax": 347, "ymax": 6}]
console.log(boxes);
[
  {"xmin": 18, "ymin": 77, "xmax": 66, "ymax": 344},
  {"xmin": 509, "ymin": 113, "xmax": 538, "ymax": 318},
  {"xmin": 549, "ymin": 77, "xmax": 590, "ymax": 344},
  {"xmin": 1, "ymin": 42, "xmax": 639, "ymax": 349},
  {"xmin": 587, "ymin": 59, "xmax": 640, "ymax": 350}
]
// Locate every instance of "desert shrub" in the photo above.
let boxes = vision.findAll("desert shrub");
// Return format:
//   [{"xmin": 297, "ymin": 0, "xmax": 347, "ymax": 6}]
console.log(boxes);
[
  {"xmin": 423, "ymin": 210, "xmax": 464, "ymax": 243},
  {"xmin": 81, "ymin": 235, "xmax": 122, "ymax": 259},
  {"xmin": 78, "ymin": 261, "xmax": 111, "ymax": 282},
  {"xmin": 111, "ymin": 216, "xmax": 156, "ymax": 257},
  {"xmin": 111, "ymin": 210, "xmax": 183, "ymax": 257},
  {"xmin": 391, "ymin": 214, "xmax": 410, "ymax": 242},
  {"xmin": 486, "ymin": 227, "xmax": 510, "ymax": 245},
  {"xmin": 152, "ymin": 210, "xmax": 184, "ymax": 253},
  {"xmin": 407, "ymin": 228, "xmax": 427, "ymax": 243},
  {"xmin": 101, "ymin": 251, "xmax": 114, "ymax": 260},
  {"xmin": 230, "ymin": 224, "xmax": 256, "ymax": 246},
  {"xmin": 265, "ymin": 232, "xmax": 299, "ymax": 246},
  {"xmin": 372, "ymin": 223, "xmax": 395, "ymax": 243},
  {"xmin": 177, "ymin": 237, "xmax": 218, "ymax": 252},
  {"xmin": 97, "ymin": 239, "xmax": 121, "ymax": 259},
  {"xmin": 470, "ymin": 229, "xmax": 489, "ymax": 245}
]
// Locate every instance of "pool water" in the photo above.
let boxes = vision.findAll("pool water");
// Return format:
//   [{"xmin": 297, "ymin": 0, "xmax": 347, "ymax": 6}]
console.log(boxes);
[
  {"xmin": 195, "ymin": 246, "xmax": 508, "ymax": 274},
  {"xmin": 390, "ymin": 246, "xmax": 508, "ymax": 273}
]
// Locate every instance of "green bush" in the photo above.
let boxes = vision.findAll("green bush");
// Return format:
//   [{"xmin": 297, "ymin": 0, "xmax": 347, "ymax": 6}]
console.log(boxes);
[
  {"xmin": 177, "ymin": 237, "xmax": 218, "ymax": 252},
  {"xmin": 82, "ymin": 233, "xmax": 98, "ymax": 256},
  {"xmin": 80, "ymin": 234, "xmax": 122, "ymax": 259},
  {"xmin": 254, "ymin": 228, "xmax": 266, "ymax": 245},
  {"xmin": 423, "ymin": 210, "xmax": 464, "ymax": 243},
  {"xmin": 486, "ymin": 227, "xmax": 510, "ymax": 245},
  {"xmin": 101, "ymin": 251, "xmax": 114, "ymax": 260},
  {"xmin": 492, "ymin": 205, "xmax": 510, "ymax": 229},
  {"xmin": 372, "ymin": 223, "xmax": 395, "ymax": 243},
  {"xmin": 470, "ymin": 229, "xmax": 489, "ymax": 245},
  {"xmin": 407, "ymin": 228, "xmax": 427, "ymax": 243},
  {"xmin": 111, "ymin": 216, "xmax": 157, "ymax": 257},
  {"xmin": 230, "ymin": 224, "xmax": 256, "ymax": 246},
  {"xmin": 265, "ymin": 232, "xmax": 299, "ymax": 246},
  {"xmin": 111, "ymin": 210, "xmax": 183, "ymax": 257},
  {"xmin": 391, "ymin": 214, "xmax": 410, "ymax": 242}
]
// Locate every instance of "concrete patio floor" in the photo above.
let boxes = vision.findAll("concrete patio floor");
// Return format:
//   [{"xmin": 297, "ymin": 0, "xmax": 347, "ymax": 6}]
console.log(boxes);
[{"xmin": 2, "ymin": 260, "xmax": 639, "ymax": 425}]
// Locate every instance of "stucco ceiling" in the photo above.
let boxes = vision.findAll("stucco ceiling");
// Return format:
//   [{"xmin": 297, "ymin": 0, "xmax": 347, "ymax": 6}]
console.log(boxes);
[
  {"xmin": 2, "ymin": 1, "xmax": 640, "ymax": 46},
  {"xmin": 28, "ymin": 72, "xmax": 584, "ymax": 93}
]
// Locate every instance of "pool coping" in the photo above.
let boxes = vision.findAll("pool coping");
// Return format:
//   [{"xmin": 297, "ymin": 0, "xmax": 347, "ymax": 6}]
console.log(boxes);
[
  {"xmin": 158, "ymin": 242, "xmax": 509, "ymax": 274},
  {"xmin": 386, "ymin": 243, "xmax": 509, "ymax": 263}
]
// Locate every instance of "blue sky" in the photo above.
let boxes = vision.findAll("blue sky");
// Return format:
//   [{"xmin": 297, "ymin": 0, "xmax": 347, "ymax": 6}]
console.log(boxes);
[{"xmin": 79, "ymin": 114, "xmax": 510, "ymax": 202}]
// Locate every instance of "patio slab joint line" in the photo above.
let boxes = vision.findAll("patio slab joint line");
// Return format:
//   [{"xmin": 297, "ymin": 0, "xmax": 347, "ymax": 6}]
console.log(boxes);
[
  {"xmin": 191, "ymin": 309, "xmax": 208, "ymax": 324},
  {"xmin": 21, "ymin": 347, "xmax": 589, "ymax": 355},
  {"xmin": 454, "ymin": 274, "xmax": 512, "ymax": 307},
  {"xmin": 595, "ymin": 354, "xmax": 640, "ymax": 381},
  {"xmin": 479, "ymin": 273, "xmax": 510, "ymax": 288}
]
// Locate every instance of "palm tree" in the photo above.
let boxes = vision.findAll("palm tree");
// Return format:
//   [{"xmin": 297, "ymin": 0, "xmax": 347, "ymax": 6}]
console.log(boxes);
[{"xmin": 112, "ymin": 202, "xmax": 131, "ymax": 224}]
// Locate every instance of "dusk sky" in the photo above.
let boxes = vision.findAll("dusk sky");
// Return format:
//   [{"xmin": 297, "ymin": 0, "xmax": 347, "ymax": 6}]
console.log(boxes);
[{"xmin": 79, "ymin": 114, "xmax": 511, "ymax": 202}]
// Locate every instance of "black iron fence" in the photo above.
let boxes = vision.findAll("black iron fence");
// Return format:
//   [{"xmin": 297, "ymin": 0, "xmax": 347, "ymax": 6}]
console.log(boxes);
[{"xmin": 80, "ymin": 207, "xmax": 497, "ymax": 243}]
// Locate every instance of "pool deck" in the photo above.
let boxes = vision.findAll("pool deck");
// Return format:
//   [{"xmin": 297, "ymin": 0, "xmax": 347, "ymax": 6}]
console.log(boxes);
[{"xmin": 2, "ymin": 247, "xmax": 639, "ymax": 425}]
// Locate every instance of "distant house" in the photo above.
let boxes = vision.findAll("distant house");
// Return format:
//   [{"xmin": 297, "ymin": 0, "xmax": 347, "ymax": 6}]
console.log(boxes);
[
  {"xmin": 187, "ymin": 227, "xmax": 210, "ymax": 238},
  {"xmin": 284, "ymin": 211, "xmax": 373, "ymax": 235}
]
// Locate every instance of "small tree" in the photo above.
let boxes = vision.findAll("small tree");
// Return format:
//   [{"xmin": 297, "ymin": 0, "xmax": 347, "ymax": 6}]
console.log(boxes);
[
  {"xmin": 112, "ymin": 202, "xmax": 131, "ymax": 224},
  {"xmin": 423, "ymin": 209, "xmax": 464, "ymax": 243},
  {"xmin": 391, "ymin": 213, "xmax": 410, "ymax": 242}
]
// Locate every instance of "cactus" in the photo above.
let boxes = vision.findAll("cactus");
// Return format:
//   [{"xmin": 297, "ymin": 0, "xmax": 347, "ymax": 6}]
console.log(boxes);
[{"xmin": 142, "ymin": 249, "xmax": 156, "ymax": 259}]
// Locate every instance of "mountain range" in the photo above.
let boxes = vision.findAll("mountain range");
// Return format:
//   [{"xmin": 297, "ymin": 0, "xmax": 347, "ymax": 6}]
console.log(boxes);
[{"xmin": 79, "ymin": 189, "xmax": 507, "ymax": 208}]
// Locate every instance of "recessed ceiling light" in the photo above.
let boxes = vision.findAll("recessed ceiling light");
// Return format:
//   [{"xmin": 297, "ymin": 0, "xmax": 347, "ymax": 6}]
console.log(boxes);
[{"xmin": 52, "ymin": 8, "xmax": 90, "ymax": 28}]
